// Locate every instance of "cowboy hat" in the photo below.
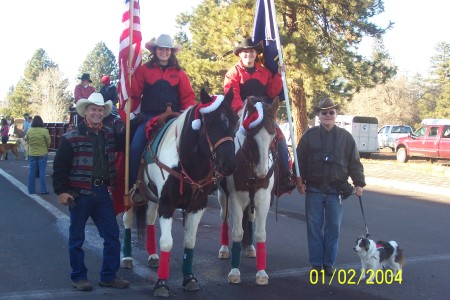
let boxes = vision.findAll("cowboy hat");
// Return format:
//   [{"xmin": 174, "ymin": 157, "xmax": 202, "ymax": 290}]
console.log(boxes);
[
  {"xmin": 76, "ymin": 93, "xmax": 112, "ymax": 118},
  {"xmin": 145, "ymin": 34, "xmax": 182, "ymax": 54},
  {"xmin": 233, "ymin": 38, "xmax": 264, "ymax": 56},
  {"xmin": 313, "ymin": 98, "xmax": 340, "ymax": 114},
  {"xmin": 78, "ymin": 73, "xmax": 92, "ymax": 83}
]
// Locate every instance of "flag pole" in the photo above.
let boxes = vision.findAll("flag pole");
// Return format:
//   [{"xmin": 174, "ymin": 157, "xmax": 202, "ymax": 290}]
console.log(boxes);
[
  {"xmin": 268, "ymin": 0, "xmax": 300, "ymax": 179},
  {"xmin": 123, "ymin": 0, "xmax": 134, "ymax": 209}
]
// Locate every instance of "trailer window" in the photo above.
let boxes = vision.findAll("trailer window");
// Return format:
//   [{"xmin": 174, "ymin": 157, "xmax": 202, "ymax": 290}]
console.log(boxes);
[{"xmin": 443, "ymin": 126, "xmax": 450, "ymax": 138}]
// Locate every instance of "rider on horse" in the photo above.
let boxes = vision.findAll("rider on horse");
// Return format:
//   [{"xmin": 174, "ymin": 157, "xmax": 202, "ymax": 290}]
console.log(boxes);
[{"xmin": 224, "ymin": 38, "xmax": 296, "ymax": 196}]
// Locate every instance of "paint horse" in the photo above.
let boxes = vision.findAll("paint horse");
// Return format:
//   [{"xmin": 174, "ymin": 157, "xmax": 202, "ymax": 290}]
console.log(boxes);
[
  {"xmin": 124, "ymin": 89, "xmax": 238, "ymax": 297},
  {"xmin": 218, "ymin": 96, "xmax": 279, "ymax": 285}
]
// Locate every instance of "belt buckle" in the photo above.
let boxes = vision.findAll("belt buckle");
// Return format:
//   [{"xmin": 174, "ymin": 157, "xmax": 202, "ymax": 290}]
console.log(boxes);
[{"xmin": 93, "ymin": 179, "xmax": 103, "ymax": 186}]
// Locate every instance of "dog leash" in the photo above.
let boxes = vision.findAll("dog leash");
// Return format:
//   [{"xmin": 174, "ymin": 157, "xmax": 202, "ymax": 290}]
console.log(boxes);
[{"xmin": 358, "ymin": 196, "xmax": 370, "ymax": 238}]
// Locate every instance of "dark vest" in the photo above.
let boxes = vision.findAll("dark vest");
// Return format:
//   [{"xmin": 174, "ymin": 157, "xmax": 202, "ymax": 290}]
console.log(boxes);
[{"xmin": 141, "ymin": 79, "xmax": 180, "ymax": 114}]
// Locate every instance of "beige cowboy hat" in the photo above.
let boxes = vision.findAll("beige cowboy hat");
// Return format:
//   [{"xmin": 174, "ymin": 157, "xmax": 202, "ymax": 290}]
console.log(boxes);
[
  {"xmin": 145, "ymin": 34, "xmax": 182, "ymax": 54},
  {"xmin": 233, "ymin": 38, "xmax": 264, "ymax": 56},
  {"xmin": 313, "ymin": 98, "xmax": 340, "ymax": 114},
  {"xmin": 76, "ymin": 93, "xmax": 112, "ymax": 118}
]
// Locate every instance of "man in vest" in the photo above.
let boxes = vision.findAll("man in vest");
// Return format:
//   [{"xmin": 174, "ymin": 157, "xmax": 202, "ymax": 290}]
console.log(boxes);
[{"xmin": 52, "ymin": 93, "xmax": 129, "ymax": 291}]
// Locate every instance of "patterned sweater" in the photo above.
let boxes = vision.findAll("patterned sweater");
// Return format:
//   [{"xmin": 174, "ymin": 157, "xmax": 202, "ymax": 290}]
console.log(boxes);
[{"xmin": 52, "ymin": 122, "xmax": 116, "ymax": 195}]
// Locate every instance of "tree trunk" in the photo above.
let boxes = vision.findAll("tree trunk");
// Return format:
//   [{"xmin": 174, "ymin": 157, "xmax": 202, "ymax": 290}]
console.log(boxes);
[{"xmin": 291, "ymin": 81, "xmax": 308, "ymax": 146}]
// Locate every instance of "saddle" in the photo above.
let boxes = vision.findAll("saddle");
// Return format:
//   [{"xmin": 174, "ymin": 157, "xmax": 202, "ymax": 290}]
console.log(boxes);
[{"xmin": 131, "ymin": 104, "xmax": 180, "ymax": 206}]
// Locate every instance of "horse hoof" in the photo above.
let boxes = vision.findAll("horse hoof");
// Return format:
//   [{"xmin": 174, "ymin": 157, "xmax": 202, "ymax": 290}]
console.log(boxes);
[
  {"xmin": 148, "ymin": 256, "xmax": 160, "ymax": 268},
  {"xmin": 121, "ymin": 258, "xmax": 133, "ymax": 269},
  {"xmin": 182, "ymin": 274, "xmax": 200, "ymax": 291},
  {"xmin": 148, "ymin": 258, "xmax": 159, "ymax": 268},
  {"xmin": 256, "ymin": 270, "xmax": 269, "ymax": 286},
  {"xmin": 228, "ymin": 268, "xmax": 241, "ymax": 284},
  {"xmin": 154, "ymin": 280, "xmax": 169, "ymax": 298},
  {"xmin": 246, "ymin": 245, "xmax": 256, "ymax": 258},
  {"xmin": 218, "ymin": 246, "xmax": 229, "ymax": 259}
]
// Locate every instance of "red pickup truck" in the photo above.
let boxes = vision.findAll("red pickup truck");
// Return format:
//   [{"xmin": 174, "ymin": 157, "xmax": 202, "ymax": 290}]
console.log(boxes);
[{"xmin": 395, "ymin": 121, "xmax": 450, "ymax": 163}]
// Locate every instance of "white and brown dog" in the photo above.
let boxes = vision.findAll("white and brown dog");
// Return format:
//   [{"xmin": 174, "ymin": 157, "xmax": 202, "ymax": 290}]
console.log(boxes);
[{"xmin": 354, "ymin": 237, "xmax": 404, "ymax": 282}]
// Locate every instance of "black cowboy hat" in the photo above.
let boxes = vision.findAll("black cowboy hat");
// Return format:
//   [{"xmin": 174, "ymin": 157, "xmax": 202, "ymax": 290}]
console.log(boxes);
[
  {"xmin": 78, "ymin": 73, "xmax": 92, "ymax": 83},
  {"xmin": 313, "ymin": 98, "xmax": 340, "ymax": 114},
  {"xmin": 233, "ymin": 38, "xmax": 264, "ymax": 56}
]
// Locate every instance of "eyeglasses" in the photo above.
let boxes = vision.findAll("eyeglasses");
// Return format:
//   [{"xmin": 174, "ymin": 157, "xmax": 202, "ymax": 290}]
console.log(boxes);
[{"xmin": 320, "ymin": 110, "xmax": 336, "ymax": 116}]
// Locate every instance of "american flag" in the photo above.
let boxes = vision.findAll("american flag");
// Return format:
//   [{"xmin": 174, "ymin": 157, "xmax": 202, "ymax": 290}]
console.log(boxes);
[{"xmin": 118, "ymin": 0, "xmax": 142, "ymax": 119}]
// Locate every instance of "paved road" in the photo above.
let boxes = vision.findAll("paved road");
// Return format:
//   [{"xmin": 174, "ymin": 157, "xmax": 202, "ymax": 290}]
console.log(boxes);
[{"xmin": 0, "ymin": 153, "xmax": 449, "ymax": 299}]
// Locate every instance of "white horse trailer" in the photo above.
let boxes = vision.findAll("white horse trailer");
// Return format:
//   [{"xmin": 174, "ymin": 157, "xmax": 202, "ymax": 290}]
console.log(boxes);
[{"xmin": 315, "ymin": 115, "xmax": 379, "ymax": 157}]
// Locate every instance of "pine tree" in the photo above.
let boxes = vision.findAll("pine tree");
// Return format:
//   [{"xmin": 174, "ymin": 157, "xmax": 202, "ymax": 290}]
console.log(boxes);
[
  {"xmin": 176, "ymin": 0, "xmax": 396, "ymax": 144},
  {"xmin": 78, "ymin": 42, "xmax": 118, "ymax": 91}
]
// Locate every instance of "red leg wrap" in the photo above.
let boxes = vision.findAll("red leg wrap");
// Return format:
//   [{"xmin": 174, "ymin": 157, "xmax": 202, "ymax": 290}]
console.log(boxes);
[
  {"xmin": 146, "ymin": 225, "xmax": 156, "ymax": 255},
  {"xmin": 221, "ymin": 222, "xmax": 229, "ymax": 246},
  {"xmin": 158, "ymin": 251, "xmax": 171, "ymax": 280},
  {"xmin": 256, "ymin": 242, "xmax": 266, "ymax": 271}
]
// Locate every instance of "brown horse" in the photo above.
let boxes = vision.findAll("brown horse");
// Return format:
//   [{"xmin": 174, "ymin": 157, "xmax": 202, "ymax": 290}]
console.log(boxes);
[{"xmin": 218, "ymin": 96, "xmax": 279, "ymax": 285}]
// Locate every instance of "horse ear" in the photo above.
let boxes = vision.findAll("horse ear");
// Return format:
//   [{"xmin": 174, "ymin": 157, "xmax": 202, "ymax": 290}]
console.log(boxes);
[
  {"xmin": 269, "ymin": 96, "xmax": 280, "ymax": 115},
  {"xmin": 245, "ymin": 97, "xmax": 256, "ymax": 114},
  {"xmin": 200, "ymin": 88, "xmax": 211, "ymax": 104}
]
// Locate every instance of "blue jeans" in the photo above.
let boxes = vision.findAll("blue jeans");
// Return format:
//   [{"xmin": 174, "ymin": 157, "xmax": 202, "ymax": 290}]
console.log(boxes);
[
  {"xmin": 28, "ymin": 155, "xmax": 48, "ymax": 194},
  {"xmin": 129, "ymin": 113, "xmax": 154, "ymax": 186},
  {"xmin": 69, "ymin": 186, "xmax": 120, "ymax": 282},
  {"xmin": 305, "ymin": 185, "xmax": 343, "ymax": 267}
]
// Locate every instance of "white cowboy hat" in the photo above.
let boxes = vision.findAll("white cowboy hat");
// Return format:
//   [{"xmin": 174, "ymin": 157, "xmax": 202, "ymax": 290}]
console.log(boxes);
[
  {"xmin": 145, "ymin": 34, "xmax": 182, "ymax": 54},
  {"xmin": 76, "ymin": 93, "xmax": 112, "ymax": 118}
]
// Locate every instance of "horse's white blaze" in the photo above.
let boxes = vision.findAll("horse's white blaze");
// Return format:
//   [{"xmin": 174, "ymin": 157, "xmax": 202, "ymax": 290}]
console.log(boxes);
[
  {"xmin": 159, "ymin": 217, "xmax": 173, "ymax": 252},
  {"xmin": 146, "ymin": 201, "xmax": 159, "ymax": 225},
  {"xmin": 123, "ymin": 209, "xmax": 133, "ymax": 228},
  {"xmin": 253, "ymin": 128, "xmax": 275, "ymax": 178},
  {"xmin": 184, "ymin": 209, "xmax": 206, "ymax": 249}
]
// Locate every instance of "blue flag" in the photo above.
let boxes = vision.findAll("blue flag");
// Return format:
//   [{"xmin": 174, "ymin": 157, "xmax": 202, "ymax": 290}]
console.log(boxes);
[
  {"xmin": 253, "ymin": 0, "xmax": 279, "ymax": 75},
  {"xmin": 253, "ymin": 0, "xmax": 284, "ymax": 100}
]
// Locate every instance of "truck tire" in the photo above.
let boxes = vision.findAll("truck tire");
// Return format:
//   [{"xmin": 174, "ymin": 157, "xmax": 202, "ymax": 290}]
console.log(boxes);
[{"xmin": 396, "ymin": 147, "xmax": 409, "ymax": 163}]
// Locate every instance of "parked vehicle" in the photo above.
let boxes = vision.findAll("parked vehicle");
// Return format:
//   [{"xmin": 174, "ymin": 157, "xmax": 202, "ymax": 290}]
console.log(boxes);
[
  {"xmin": 279, "ymin": 122, "xmax": 293, "ymax": 147},
  {"xmin": 395, "ymin": 119, "xmax": 450, "ymax": 163},
  {"xmin": 378, "ymin": 125, "xmax": 413, "ymax": 152},
  {"xmin": 315, "ymin": 115, "xmax": 379, "ymax": 158}
]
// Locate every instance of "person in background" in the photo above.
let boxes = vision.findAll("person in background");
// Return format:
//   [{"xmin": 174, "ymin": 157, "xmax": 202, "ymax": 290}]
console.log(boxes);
[
  {"xmin": 1, "ymin": 118, "xmax": 9, "ymax": 160},
  {"xmin": 23, "ymin": 113, "xmax": 32, "ymax": 134},
  {"xmin": 99, "ymin": 75, "xmax": 119, "ymax": 110},
  {"xmin": 128, "ymin": 33, "xmax": 195, "ymax": 187},
  {"xmin": 52, "ymin": 93, "xmax": 129, "ymax": 292},
  {"xmin": 74, "ymin": 73, "xmax": 95, "ymax": 103},
  {"xmin": 224, "ymin": 37, "xmax": 295, "ymax": 195},
  {"xmin": 296, "ymin": 97, "xmax": 365, "ymax": 276},
  {"xmin": 25, "ymin": 115, "xmax": 50, "ymax": 194}
]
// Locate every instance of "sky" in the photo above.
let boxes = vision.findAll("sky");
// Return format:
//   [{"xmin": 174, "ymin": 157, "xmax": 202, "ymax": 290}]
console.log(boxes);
[{"xmin": 0, "ymin": 0, "xmax": 449, "ymax": 100}]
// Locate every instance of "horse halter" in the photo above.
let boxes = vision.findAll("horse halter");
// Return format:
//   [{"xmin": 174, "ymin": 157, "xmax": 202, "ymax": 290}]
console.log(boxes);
[{"xmin": 201, "ymin": 115, "xmax": 234, "ymax": 169}]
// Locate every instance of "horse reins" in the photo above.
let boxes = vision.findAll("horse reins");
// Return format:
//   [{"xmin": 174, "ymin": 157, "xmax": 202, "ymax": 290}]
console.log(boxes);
[{"xmin": 149, "ymin": 116, "xmax": 234, "ymax": 197}]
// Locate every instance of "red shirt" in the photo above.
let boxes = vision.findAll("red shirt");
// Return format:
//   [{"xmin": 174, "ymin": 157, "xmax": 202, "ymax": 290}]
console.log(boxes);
[
  {"xmin": 224, "ymin": 61, "xmax": 282, "ymax": 112},
  {"xmin": 74, "ymin": 84, "xmax": 95, "ymax": 103},
  {"xmin": 131, "ymin": 63, "xmax": 196, "ymax": 114}
]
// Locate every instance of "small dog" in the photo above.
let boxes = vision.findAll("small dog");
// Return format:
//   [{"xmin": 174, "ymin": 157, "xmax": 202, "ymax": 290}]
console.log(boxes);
[
  {"xmin": 17, "ymin": 138, "xmax": 29, "ymax": 160},
  {"xmin": 0, "ymin": 140, "xmax": 20, "ymax": 160},
  {"xmin": 354, "ymin": 237, "xmax": 404, "ymax": 282}
]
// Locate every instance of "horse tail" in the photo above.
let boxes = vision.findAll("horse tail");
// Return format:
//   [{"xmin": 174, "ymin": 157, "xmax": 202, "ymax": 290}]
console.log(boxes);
[
  {"xmin": 241, "ymin": 206, "xmax": 251, "ymax": 248},
  {"xmin": 133, "ymin": 203, "xmax": 148, "ymax": 240}
]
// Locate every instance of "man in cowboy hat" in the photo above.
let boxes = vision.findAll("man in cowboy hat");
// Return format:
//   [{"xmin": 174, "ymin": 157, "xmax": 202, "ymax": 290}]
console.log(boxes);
[
  {"xmin": 296, "ymin": 97, "xmax": 365, "ymax": 276},
  {"xmin": 52, "ymin": 93, "xmax": 129, "ymax": 291},
  {"xmin": 74, "ymin": 73, "xmax": 95, "ymax": 103}
]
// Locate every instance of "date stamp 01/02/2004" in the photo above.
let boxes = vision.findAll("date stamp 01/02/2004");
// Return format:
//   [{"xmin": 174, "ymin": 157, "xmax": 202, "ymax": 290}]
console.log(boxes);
[{"xmin": 309, "ymin": 269, "xmax": 403, "ymax": 285}]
